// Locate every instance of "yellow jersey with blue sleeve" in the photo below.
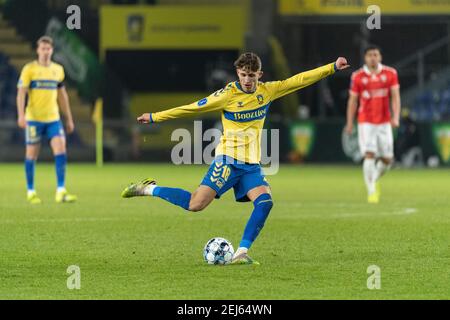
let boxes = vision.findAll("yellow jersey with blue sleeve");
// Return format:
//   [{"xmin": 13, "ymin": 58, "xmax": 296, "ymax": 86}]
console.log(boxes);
[
  {"xmin": 18, "ymin": 61, "xmax": 65, "ymax": 122},
  {"xmin": 151, "ymin": 62, "xmax": 336, "ymax": 164}
]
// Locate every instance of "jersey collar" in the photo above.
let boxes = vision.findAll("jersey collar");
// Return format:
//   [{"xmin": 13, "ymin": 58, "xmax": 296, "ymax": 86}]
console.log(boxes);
[
  {"xmin": 35, "ymin": 60, "xmax": 53, "ymax": 68},
  {"xmin": 363, "ymin": 63, "xmax": 383, "ymax": 76},
  {"xmin": 235, "ymin": 81, "xmax": 257, "ymax": 94}
]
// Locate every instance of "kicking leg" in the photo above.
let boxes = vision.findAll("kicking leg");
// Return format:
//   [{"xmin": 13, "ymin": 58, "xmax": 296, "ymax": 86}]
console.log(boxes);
[
  {"xmin": 188, "ymin": 186, "xmax": 216, "ymax": 212},
  {"xmin": 151, "ymin": 184, "xmax": 215, "ymax": 212},
  {"xmin": 122, "ymin": 178, "xmax": 216, "ymax": 212},
  {"xmin": 233, "ymin": 185, "xmax": 273, "ymax": 265}
]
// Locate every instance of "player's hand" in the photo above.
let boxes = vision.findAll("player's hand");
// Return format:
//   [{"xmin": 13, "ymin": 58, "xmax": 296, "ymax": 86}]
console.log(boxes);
[
  {"xmin": 66, "ymin": 119, "xmax": 75, "ymax": 134},
  {"xmin": 335, "ymin": 57, "xmax": 350, "ymax": 71},
  {"xmin": 391, "ymin": 118, "xmax": 400, "ymax": 128},
  {"xmin": 17, "ymin": 115, "xmax": 26, "ymax": 129},
  {"xmin": 344, "ymin": 123, "xmax": 353, "ymax": 135},
  {"xmin": 137, "ymin": 113, "xmax": 151, "ymax": 124}
]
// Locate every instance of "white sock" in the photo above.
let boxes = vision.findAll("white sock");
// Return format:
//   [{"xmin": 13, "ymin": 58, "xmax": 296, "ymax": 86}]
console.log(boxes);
[
  {"xmin": 57, "ymin": 187, "xmax": 66, "ymax": 193},
  {"xmin": 143, "ymin": 184, "xmax": 157, "ymax": 196},
  {"xmin": 374, "ymin": 161, "xmax": 391, "ymax": 182},
  {"xmin": 27, "ymin": 190, "xmax": 36, "ymax": 196},
  {"xmin": 234, "ymin": 247, "xmax": 248, "ymax": 257},
  {"xmin": 363, "ymin": 158, "xmax": 376, "ymax": 195}
]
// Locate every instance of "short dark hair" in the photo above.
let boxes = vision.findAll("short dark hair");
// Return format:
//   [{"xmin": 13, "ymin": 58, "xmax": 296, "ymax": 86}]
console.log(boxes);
[
  {"xmin": 234, "ymin": 52, "xmax": 262, "ymax": 72},
  {"xmin": 364, "ymin": 44, "xmax": 381, "ymax": 55},
  {"xmin": 36, "ymin": 36, "xmax": 53, "ymax": 47}
]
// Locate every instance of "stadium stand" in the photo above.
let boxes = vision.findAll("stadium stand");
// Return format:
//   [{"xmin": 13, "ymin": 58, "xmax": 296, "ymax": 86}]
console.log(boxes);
[{"xmin": 0, "ymin": 10, "xmax": 91, "ymax": 148}]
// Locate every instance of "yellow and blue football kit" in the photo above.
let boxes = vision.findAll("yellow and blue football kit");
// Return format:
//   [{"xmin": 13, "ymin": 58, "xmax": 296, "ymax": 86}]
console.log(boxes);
[
  {"xmin": 149, "ymin": 62, "xmax": 337, "ymax": 201},
  {"xmin": 18, "ymin": 60, "xmax": 75, "ymax": 202},
  {"xmin": 151, "ymin": 62, "xmax": 336, "ymax": 164},
  {"xmin": 123, "ymin": 62, "xmax": 338, "ymax": 256},
  {"xmin": 18, "ymin": 61, "xmax": 65, "ymax": 144}
]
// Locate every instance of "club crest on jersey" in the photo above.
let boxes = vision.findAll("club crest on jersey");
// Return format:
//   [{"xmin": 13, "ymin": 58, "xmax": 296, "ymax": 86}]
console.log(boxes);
[
  {"xmin": 257, "ymin": 94, "xmax": 264, "ymax": 104},
  {"xmin": 362, "ymin": 77, "xmax": 369, "ymax": 85},
  {"xmin": 380, "ymin": 74, "xmax": 387, "ymax": 83}
]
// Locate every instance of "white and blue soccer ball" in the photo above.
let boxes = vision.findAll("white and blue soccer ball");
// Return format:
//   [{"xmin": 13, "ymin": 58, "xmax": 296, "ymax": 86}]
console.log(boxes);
[{"xmin": 203, "ymin": 237, "xmax": 234, "ymax": 265}]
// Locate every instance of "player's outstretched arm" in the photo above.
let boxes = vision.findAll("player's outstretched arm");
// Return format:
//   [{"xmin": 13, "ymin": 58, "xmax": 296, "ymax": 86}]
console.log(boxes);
[
  {"xmin": 137, "ymin": 86, "xmax": 231, "ymax": 124},
  {"xmin": 267, "ymin": 57, "xmax": 349, "ymax": 101}
]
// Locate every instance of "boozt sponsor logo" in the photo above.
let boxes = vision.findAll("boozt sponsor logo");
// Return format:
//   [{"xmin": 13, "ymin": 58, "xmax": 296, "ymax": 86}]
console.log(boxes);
[
  {"xmin": 30, "ymin": 80, "xmax": 59, "ymax": 90},
  {"xmin": 234, "ymin": 108, "xmax": 267, "ymax": 121},
  {"xmin": 223, "ymin": 103, "xmax": 271, "ymax": 122}
]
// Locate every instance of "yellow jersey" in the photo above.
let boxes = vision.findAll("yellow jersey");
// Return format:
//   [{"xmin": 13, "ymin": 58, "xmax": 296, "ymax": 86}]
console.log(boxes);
[
  {"xmin": 18, "ymin": 61, "xmax": 65, "ymax": 122},
  {"xmin": 151, "ymin": 62, "xmax": 336, "ymax": 163}
]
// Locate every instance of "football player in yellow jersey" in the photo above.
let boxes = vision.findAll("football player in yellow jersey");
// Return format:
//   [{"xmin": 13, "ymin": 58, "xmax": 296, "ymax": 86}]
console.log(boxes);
[
  {"xmin": 122, "ymin": 53, "xmax": 349, "ymax": 264},
  {"xmin": 17, "ymin": 36, "xmax": 77, "ymax": 204}
]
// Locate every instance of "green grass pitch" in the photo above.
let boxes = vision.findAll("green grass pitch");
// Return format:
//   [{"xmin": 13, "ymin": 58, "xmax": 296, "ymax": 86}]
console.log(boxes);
[{"xmin": 0, "ymin": 163, "xmax": 449, "ymax": 299}]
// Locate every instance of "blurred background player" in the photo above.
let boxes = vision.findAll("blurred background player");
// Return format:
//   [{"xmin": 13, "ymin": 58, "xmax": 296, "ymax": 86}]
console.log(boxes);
[
  {"xmin": 345, "ymin": 45, "xmax": 401, "ymax": 203},
  {"xmin": 16, "ymin": 36, "xmax": 77, "ymax": 204},
  {"xmin": 122, "ymin": 53, "xmax": 350, "ymax": 264}
]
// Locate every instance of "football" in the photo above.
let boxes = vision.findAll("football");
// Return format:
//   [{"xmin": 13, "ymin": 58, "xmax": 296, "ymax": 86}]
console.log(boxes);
[{"xmin": 203, "ymin": 237, "xmax": 234, "ymax": 265}]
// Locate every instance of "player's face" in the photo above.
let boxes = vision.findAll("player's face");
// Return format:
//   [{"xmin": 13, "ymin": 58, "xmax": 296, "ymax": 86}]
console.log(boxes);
[
  {"xmin": 365, "ymin": 49, "xmax": 382, "ymax": 68},
  {"xmin": 236, "ymin": 68, "xmax": 263, "ymax": 93},
  {"xmin": 37, "ymin": 42, "xmax": 53, "ymax": 61}
]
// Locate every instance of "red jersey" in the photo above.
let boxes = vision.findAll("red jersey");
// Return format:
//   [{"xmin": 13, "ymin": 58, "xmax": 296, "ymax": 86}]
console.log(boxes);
[{"xmin": 349, "ymin": 64, "xmax": 399, "ymax": 124}]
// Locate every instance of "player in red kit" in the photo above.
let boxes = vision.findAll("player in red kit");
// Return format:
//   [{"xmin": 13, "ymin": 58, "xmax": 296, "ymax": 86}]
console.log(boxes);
[{"xmin": 345, "ymin": 45, "xmax": 401, "ymax": 203}]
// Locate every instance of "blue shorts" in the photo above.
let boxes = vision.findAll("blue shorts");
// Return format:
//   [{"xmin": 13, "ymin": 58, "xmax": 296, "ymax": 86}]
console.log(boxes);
[
  {"xmin": 25, "ymin": 120, "xmax": 65, "ymax": 145},
  {"xmin": 200, "ymin": 155, "xmax": 270, "ymax": 202}
]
